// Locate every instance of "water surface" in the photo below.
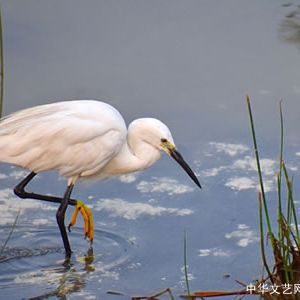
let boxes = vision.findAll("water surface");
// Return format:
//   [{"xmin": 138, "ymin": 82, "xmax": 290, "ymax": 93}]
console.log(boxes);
[{"xmin": 0, "ymin": 1, "xmax": 300, "ymax": 299}]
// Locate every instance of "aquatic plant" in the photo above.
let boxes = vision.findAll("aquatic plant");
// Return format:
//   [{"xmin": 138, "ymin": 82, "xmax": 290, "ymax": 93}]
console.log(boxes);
[{"xmin": 247, "ymin": 96, "xmax": 300, "ymax": 299}]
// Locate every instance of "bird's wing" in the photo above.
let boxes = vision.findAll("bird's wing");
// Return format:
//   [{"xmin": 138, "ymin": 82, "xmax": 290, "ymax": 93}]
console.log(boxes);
[{"xmin": 0, "ymin": 100, "xmax": 127, "ymax": 178}]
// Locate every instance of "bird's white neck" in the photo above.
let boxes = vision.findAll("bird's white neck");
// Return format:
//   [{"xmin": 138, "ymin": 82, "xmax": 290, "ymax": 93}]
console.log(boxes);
[{"xmin": 103, "ymin": 133, "xmax": 161, "ymax": 177}]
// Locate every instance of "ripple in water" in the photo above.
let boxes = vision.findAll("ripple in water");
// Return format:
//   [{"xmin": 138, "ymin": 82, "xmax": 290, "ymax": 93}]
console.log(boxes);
[{"xmin": 0, "ymin": 224, "xmax": 132, "ymax": 299}]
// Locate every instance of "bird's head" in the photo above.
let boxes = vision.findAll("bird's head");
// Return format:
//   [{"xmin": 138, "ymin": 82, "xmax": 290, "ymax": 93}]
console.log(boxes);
[{"xmin": 129, "ymin": 118, "xmax": 201, "ymax": 188}]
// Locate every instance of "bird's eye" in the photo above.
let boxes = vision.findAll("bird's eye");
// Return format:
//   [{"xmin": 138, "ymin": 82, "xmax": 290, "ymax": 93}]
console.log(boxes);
[{"xmin": 161, "ymin": 138, "xmax": 167, "ymax": 143}]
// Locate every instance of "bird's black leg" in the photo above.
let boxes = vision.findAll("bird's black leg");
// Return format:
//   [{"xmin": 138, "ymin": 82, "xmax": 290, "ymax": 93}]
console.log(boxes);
[
  {"xmin": 13, "ymin": 171, "xmax": 79, "ymax": 257},
  {"xmin": 57, "ymin": 184, "xmax": 74, "ymax": 257},
  {"xmin": 14, "ymin": 171, "xmax": 77, "ymax": 206}
]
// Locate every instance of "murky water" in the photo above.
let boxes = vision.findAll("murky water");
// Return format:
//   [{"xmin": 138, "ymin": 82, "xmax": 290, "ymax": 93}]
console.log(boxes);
[{"xmin": 0, "ymin": 1, "xmax": 300, "ymax": 299}]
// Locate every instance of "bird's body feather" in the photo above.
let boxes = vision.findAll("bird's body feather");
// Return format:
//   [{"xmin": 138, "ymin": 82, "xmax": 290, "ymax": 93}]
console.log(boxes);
[{"xmin": 0, "ymin": 100, "xmax": 127, "ymax": 183}]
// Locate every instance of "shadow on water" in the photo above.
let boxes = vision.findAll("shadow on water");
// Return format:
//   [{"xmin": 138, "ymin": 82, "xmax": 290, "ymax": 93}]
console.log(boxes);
[{"xmin": 0, "ymin": 224, "xmax": 132, "ymax": 299}]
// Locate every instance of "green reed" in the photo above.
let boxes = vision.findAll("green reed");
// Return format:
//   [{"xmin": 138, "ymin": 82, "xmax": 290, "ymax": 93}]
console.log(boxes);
[{"xmin": 247, "ymin": 96, "xmax": 300, "ymax": 285}]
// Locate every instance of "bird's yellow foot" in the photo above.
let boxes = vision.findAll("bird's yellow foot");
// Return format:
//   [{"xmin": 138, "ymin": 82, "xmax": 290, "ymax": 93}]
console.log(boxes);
[{"xmin": 68, "ymin": 200, "xmax": 94, "ymax": 242}]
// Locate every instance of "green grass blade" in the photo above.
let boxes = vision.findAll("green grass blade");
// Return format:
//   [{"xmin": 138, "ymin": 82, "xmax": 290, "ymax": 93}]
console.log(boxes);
[
  {"xmin": 183, "ymin": 230, "xmax": 191, "ymax": 295},
  {"xmin": 0, "ymin": 209, "xmax": 21, "ymax": 257},
  {"xmin": 277, "ymin": 174, "xmax": 285, "ymax": 258},
  {"xmin": 246, "ymin": 96, "xmax": 274, "ymax": 248},
  {"xmin": 282, "ymin": 162, "xmax": 299, "ymax": 241},
  {"xmin": 258, "ymin": 192, "xmax": 273, "ymax": 283},
  {"xmin": 277, "ymin": 101, "xmax": 284, "ymax": 250}
]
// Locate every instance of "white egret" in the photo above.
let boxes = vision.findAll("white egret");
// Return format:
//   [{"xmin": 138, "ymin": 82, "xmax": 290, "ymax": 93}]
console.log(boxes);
[{"xmin": 0, "ymin": 100, "xmax": 201, "ymax": 257}]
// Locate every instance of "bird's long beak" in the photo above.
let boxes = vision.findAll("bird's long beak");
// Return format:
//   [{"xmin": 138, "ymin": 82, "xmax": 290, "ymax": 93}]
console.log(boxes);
[{"xmin": 169, "ymin": 148, "xmax": 201, "ymax": 189}]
